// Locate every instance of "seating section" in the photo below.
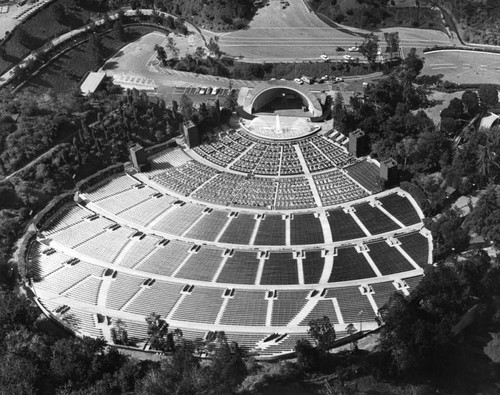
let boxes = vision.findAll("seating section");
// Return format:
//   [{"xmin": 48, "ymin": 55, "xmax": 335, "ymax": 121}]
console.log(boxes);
[
  {"xmin": 152, "ymin": 203, "xmax": 205, "ymax": 236},
  {"xmin": 275, "ymin": 178, "xmax": 315, "ymax": 209},
  {"xmin": 271, "ymin": 291, "xmax": 309, "ymax": 326},
  {"xmin": 194, "ymin": 173, "xmax": 276, "ymax": 208},
  {"xmin": 300, "ymin": 299, "xmax": 339, "ymax": 325},
  {"xmin": 290, "ymin": 214, "xmax": 324, "ymax": 245},
  {"xmin": 74, "ymin": 226, "xmax": 134, "ymax": 263},
  {"xmin": 220, "ymin": 290, "xmax": 268, "ymax": 326},
  {"xmin": 125, "ymin": 281, "xmax": 183, "ymax": 317},
  {"xmin": 172, "ymin": 287, "xmax": 224, "ymax": 324},
  {"xmin": 329, "ymin": 247, "xmax": 376, "ymax": 282},
  {"xmin": 370, "ymin": 281, "xmax": 400, "ymax": 309},
  {"xmin": 49, "ymin": 216, "xmax": 114, "ymax": 248},
  {"xmin": 260, "ymin": 253, "xmax": 298, "ymax": 285},
  {"xmin": 353, "ymin": 203, "xmax": 400, "ymax": 235},
  {"xmin": 327, "ymin": 286, "xmax": 375, "ymax": 324},
  {"xmin": 314, "ymin": 170, "xmax": 367, "ymax": 206},
  {"xmin": 216, "ymin": 251, "xmax": 260, "ymax": 284},
  {"xmin": 64, "ymin": 276, "xmax": 102, "ymax": 305},
  {"xmin": 35, "ymin": 261, "xmax": 105, "ymax": 296},
  {"xmin": 119, "ymin": 195, "xmax": 177, "ymax": 226},
  {"xmin": 84, "ymin": 174, "xmax": 138, "ymax": 202},
  {"xmin": 218, "ymin": 213, "xmax": 257, "ymax": 244},
  {"xmin": 254, "ymin": 216, "xmax": 286, "ymax": 246},
  {"xmin": 367, "ymin": 241, "xmax": 415, "ymax": 275},
  {"xmin": 398, "ymin": 232, "xmax": 429, "ymax": 267},
  {"xmin": 95, "ymin": 185, "xmax": 158, "ymax": 215},
  {"xmin": 184, "ymin": 210, "xmax": 230, "ymax": 242},
  {"xmin": 345, "ymin": 160, "xmax": 381, "ymax": 193},
  {"xmin": 175, "ymin": 247, "xmax": 224, "ymax": 282},
  {"xmin": 378, "ymin": 193, "xmax": 421, "ymax": 226},
  {"xmin": 29, "ymin": 243, "xmax": 73, "ymax": 280},
  {"xmin": 106, "ymin": 273, "xmax": 144, "ymax": 310},
  {"xmin": 118, "ymin": 235, "xmax": 161, "ymax": 268},
  {"xmin": 152, "ymin": 161, "xmax": 218, "ymax": 196},
  {"xmin": 137, "ymin": 240, "xmax": 190, "ymax": 276},
  {"xmin": 302, "ymin": 251, "xmax": 325, "ymax": 284},
  {"xmin": 42, "ymin": 205, "xmax": 90, "ymax": 235},
  {"xmin": 327, "ymin": 209, "xmax": 367, "ymax": 241}
]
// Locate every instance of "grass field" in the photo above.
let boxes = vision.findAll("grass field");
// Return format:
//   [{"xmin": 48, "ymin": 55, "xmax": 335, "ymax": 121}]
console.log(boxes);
[
  {"xmin": 422, "ymin": 50, "xmax": 500, "ymax": 84},
  {"xmin": 21, "ymin": 26, "xmax": 162, "ymax": 94}
]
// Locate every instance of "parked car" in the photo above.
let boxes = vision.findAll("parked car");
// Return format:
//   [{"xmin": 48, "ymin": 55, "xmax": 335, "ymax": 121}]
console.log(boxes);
[
  {"xmin": 336, "ymin": 47, "xmax": 345, "ymax": 52},
  {"xmin": 212, "ymin": 87, "xmax": 219, "ymax": 95},
  {"xmin": 343, "ymin": 54, "xmax": 353, "ymax": 60},
  {"xmin": 199, "ymin": 87, "xmax": 206, "ymax": 95},
  {"xmin": 320, "ymin": 54, "xmax": 329, "ymax": 61},
  {"xmin": 335, "ymin": 77, "xmax": 343, "ymax": 82},
  {"xmin": 293, "ymin": 78, "xmax": 304, "ymax": 84},
  {"xmin": 205, "ymin": 87, "xmax": 212, "ymax": 95},
  {"xmin": 348, "ymin": 46, "xmax": 359, "ymax": 52}
]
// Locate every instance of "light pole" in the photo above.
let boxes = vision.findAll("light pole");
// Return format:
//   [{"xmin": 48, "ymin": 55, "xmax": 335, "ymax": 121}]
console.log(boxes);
[{"xmin": 359, "ymin": 310, "xmax": 364, "ymax": 332}]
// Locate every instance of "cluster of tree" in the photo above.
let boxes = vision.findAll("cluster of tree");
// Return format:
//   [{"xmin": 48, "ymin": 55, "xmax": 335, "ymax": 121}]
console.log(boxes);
[
  {"xmin": 308, "ymin": 0, "xmax": 442, "ymax": 30},
  {"xmin": 0, "ymin": 290, "xmax": 250, "ymax": 394},
  {"xmin": 440, "ymin": 85, "xmax": 498, "ymax": 136},
  {"xmin": 379, "ymin": 252, "xmax": 500, "ymax": 389},
  {"xmin": 431, "ymin": 0, "xmax": 500, "ymax": 44},
  {"xmin": 333, "ymin": 49, "xmax": 448, "ymax": 177}
]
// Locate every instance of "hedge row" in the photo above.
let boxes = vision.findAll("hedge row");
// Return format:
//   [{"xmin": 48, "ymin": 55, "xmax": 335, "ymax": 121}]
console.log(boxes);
[{"xmin": 32, "ymin": 192, "xmax": 75, "ymax": 231}]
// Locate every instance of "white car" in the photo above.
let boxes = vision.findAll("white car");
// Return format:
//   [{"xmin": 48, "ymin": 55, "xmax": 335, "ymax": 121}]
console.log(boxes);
[
  {"xmin": 348, "ymin": 46, "xmax": 359, "ymax": 52},
  {"xmin": 320, "ymin": 54, "xmax": 329, "ymax": 61},
  {"xmin": 293, "ymin": 78, "xmax": 304, "ymax": 84},
  {"xmin": 198, "ymin": 87, "xmax": 206, "ymax": 95},
  {"xmin": 343, "ymin": 54, "xmax": 353, "ymax": 60},
  {"xmin": 335, "ymin": 77, "xmax": 343, "ymax": 82},
  {"xmin": 211, "ymin": 87, "xmax": 219, "ymax": 95}
]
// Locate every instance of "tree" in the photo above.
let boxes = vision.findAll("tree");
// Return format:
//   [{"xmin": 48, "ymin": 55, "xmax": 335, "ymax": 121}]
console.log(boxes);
[
  {"xmin": 478, "ymin": 84, "xmax": 499, "ymax": 109},
  {"xmin": 359, "ymin": 33, "xmax": 379, "ymax": 66},
  {"xmin": 114, "ymin": 19, "xmax": 126, "ymax": 42},
  {"xmin": 90, "ymin": 33, "xmax": 104, "ymax": 64},
  {"xmin": 384, "ymin": 32, "xmax": 400, "ymax": 60},
  {"xmin": 308, "ymin": 315, "xmax": 336, "ymax": 351},
  {"xmin": 465, "ymin": 185, "xmax": 500, "ymax": 245},
  {"xmin": 461, "ymin": 90, "xmax": 480, "ymax": 116},
  {"xmin": 145, "ymin": 312, "xmax": 169, "ymax": 352},
  {"xmin": 194, "ymin": 46, "xmax": 206, "ymax": 66},
  {"xmin": 166, "ymin": 36, "xmax": 179, "ymax": 59},
  {"xmin": 207, "ymin": 36, "xmax": 221, "ymax": 58},
  {"xmin": 403, "ymin": 48, "xmax": 424, "ymax": 80},
  {"xmin": 295, "ymin": 338, "xmax": 321, "ymax": 372},
  {"xmin": 179, "ymin": 94, "xmax": 195, "ymax": 122},
  {"xmin": 154, "ymin": 44, "xmax": 167, "ymax": 66}
]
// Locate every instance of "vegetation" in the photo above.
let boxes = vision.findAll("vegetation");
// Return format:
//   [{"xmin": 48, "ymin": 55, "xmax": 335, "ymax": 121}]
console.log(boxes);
[
  {"xmin": 433, "ymin": 0, "xmax": 500, "ymax": 44},
  {"xmin": 307, "ymin": 0, "xmax": 444, "ymax": 30}
]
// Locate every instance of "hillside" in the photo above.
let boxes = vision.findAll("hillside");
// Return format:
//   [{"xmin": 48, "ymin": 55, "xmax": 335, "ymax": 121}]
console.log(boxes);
[
  {"xmin": 306, "ymin": 0, "xmax": 444, "ymax": 30},
  {"xmin": 154, "ymin": 0, "xmax": 257, "ymax": 31},
  {"xmin": 433, "ymin": 0, "xmax": 500, "ymax": 45}
]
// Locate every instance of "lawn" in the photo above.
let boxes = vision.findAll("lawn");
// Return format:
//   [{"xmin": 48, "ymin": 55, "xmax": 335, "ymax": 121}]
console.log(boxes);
[
  {"xmin": 21, "ymin": 26, "xmax": 163, "ymax": 94},
  {"xmin": 0, "ymin": 0, "xmax": 97, "ymax": 75}
]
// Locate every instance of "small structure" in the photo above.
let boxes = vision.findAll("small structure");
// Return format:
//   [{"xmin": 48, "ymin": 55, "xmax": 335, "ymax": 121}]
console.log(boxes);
[
  {"xmin": 380, "ymin": 158, "xmax": 398, "ymax": 186},
  {"xmin": 183, "ymin": 121, "xmax": 200, "ymax": 149},
  {"xmin": 129, "ymin": 144, "xmax": 149, "ymax": 172},
  {"xmin": 348, "ymin": 129, "xmax": 368, "ymax": 157},
  {"xmin": 80, "ymin": 72, "xmax": 106, "ymax": 96}
]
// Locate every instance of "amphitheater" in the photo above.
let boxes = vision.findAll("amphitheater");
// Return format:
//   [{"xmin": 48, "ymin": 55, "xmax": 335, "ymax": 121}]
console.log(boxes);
[{"xmin": 27, "ymin": 85, "xmax": 432, "ymax": 359}]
